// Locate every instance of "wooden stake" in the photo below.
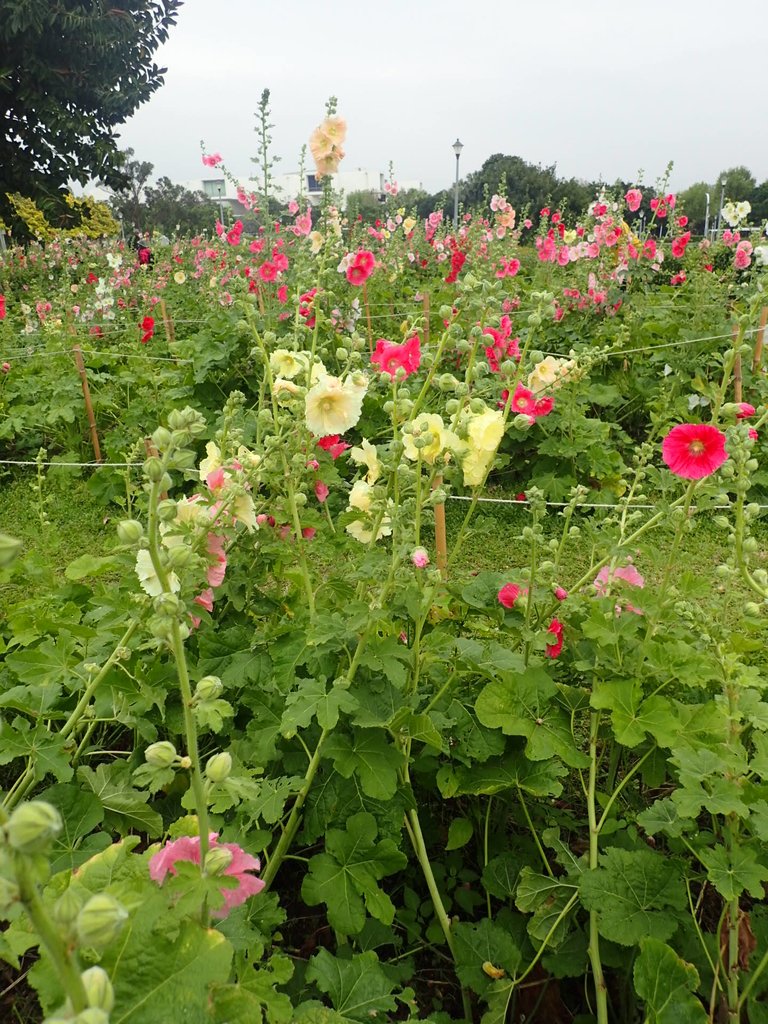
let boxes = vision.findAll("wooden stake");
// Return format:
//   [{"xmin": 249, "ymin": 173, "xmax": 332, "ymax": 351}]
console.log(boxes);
[
  {"xmin": 144, "ymin": 437, "xmax": 168, "ymax": 499},
  {"xmin": 752, "ymin": 306, "xmax": 768, "ymax": 373},
  {"xmin": 733, "ymin": 324, "xmax": 743, "ymax": 404},
  {"xmin": 159, "ymin": 299, "xmax": 175, "ymax": 343},
  {"xmin": 362, "ymin": 280, "xmax": 373, "ymax": 355},
  {"xmin": 71, "ymin": 345, "xmax": 102, "ymax": 463},
  {"xmin": 432, "ymin": 474, "xmax": 448, "ymax": 580},
  {"xmin": 422, "ymin": 292, "xmax": 430, "ymax": 347}
]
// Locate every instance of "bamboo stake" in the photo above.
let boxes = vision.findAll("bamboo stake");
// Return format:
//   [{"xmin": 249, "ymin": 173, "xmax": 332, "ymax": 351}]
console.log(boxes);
[
  {"xmin": 432, "ymin": 474, "xmax": 448, "ymax": 579},
  {"xmin": 71, "ymin": 346, "xmax": 102, "ymax": 463},
  {"xmin": 733, "ymin": 324, "xmax": 743, "ymax": 404},
  {"xmin": 159, "ymin": 299, "xmax": 176, "ymax": 343},
  {"xmin": 752, "ymin": 306, "xmax": 768, "ymax": 373},
  {"xmin": 362, "ymin": 280, "xmax": 373, "ymax": 355}
]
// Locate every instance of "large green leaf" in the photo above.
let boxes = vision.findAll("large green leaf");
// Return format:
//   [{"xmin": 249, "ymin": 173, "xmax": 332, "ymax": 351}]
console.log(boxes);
[
  {"xmin": 0, "ymin": 715, "xmax": 72, "ymax": 782},
  {"xmin": 453, "ymin": 919, "xmax": 521, "ymax": 994},
  {"xmin": 40, "ymin": 782, "xmax": 110, "ymax": 874},
  {"xmin": 515, "ymin": 867, "xmax": 577, "ymax": 945},
  {"xmin": 302, "ymin": 812, "xmax": 407, "ymax": 934},
  {"xmin": 305, "ymin": 949, "xmax": 398, "ymax": 1022},
  {"xmin": 78, "ymin": 762, "xmax": 162, "ymax": 836},
  {"xmin": 281, "ymin": 677, "xmax": 358, "ymax": 733},
  {"xmin": 449, "ymin": 750, "xmax": 567, "ymax": 798},
  {"xmin": 323, "ymin": 730, "xmax": 404, "ymax": 800},
  {"xmin": 579, "ymin": 848, "xmax": 686, "ymax": 946},
  {"xmin": 633, "ymin": 938, "xmax": 707, "ymax": 1023},
  {"xmin": 698, "ymin": 845, "xmax": 768, "ymax": 901}
]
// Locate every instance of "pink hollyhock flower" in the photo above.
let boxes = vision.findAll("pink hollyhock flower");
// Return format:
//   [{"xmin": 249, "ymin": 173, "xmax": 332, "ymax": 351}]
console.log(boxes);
[
  {"xmin": 249, "ymin": 239, "xmax": 264, "ymax": 254},
  {"xmin": 314, "ymin": 481, "xmax": 330, "ymax": 503},
  {"xmin": 737, "ymin": 403, "xmax": 756, "ymax": 419},
  {"xmin": 506, "ymin": 258, "xmax": 521, "ymax": 277},
  {"xmin": 288, "ymin": 199, "xmax": 299, "ymax": 214},
  {"xmin": 498, "ymin": 583, "xmax": 524, "ymax": 609},
  {"xmin": 202, "ymin": 153, "xmax": 222, "ymax": 167},
  {"xmin": 411, "ymin": 547, "xmax": 430, "ymax": 568},
  {"xmin": 671, "ymin": 231, "xmax": 691, "ymax": 259},
  {"xmin": 545, "ymin": 619, "xmax": 564, "ymax": 659},
  {"xmin": 749, "ymin": 428, "xmax": 759, "ymax": 441},
  {"xmin": 149, "ymin": 833, "xmax": 264, "ymax": 918},
  {"xmin": 194, "ymin": 588, "xmax": 214, "ymax": 614},
  {"xmin": 625, "ymin": 188, "xmax": 642, "ymax": 212},
  {"xmin": 534, "ymin": 396, "xmax": 554, "ymax": 417},
  {"xmin": 371, "ymin": 334, "xmax": 421, "ymax": 378},
  {"xmin": 554, "ymin": 586, "xmax": 568, "ymax": 601},
  {"xmin": 594, "ymin": 563, "xmax": 645, "ymax": 593},
  {"xmin": 302, "ymin": 527, "xmax": 316, "ymax": 540},
  {"xmin": 277, "ymin": 285, "xmax": 288, "ymax": 303},
  {"xmin": 511, "ymin": 385, "xmax": 536, "ymax": 415},
  {"xmin": 734, "ymin": 247, "xmax": 751, "ymax": 270},
  {"xmin": 346, "ymin": 251, "xmax": 375, "ymax": 286},
  {"xmin": 206, "ymin": 534, "xmax": 227, "ymax": 588},
  {"xmin": 316, "ymin": 434, "xmax": 350, "ymax": 459},
  {"xmin": 662, "ymin": 423, "xmax": 728, "ymax": 479},
  {"xmin": 259, "ymin": 261, "xmax": 278, "ymax": 282}
]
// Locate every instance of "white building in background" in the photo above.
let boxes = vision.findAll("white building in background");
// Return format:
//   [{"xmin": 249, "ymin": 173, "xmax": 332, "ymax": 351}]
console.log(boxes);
[{"xmin": 186, "ymin": 168, "xmax": 423, "ymax": 212}]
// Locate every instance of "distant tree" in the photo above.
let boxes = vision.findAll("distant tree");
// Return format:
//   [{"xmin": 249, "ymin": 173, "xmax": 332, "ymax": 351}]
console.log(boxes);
[
  {"xmin": 143, "ymin": 177, "xmax": 218, "ymax": 237},
  {"xmin": 345, "ymin": 190, "xmax": 386, "ymax": 222},
  {"xmin": 678, "ymin": 181, "xmax": 711, "ymax": 233},
  {"xmin": 751, "ymin": 181, "xmax": 768, "ymax": 226},
  {"xmin": 107, "ymin": 149, "xmax": 155, "ymax": 235},
  {"xmin": 0, "ymin": 1, "xmax": 181, "ymax": 230},
  {"xmin": 716, "ymin": 166, "xmax": 757, "ymax": 201}
]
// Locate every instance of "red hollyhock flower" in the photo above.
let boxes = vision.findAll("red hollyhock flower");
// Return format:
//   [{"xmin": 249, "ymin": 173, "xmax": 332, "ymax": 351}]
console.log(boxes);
[
  {"xmin": 0, "ymin": 294, "xmax": 5, "ymax": 320},
  {"xmin": 545, "ymin": 618, "xmax": 564, "ymax": 659},
  {"xmin": 140, "ymin": 316, "xmax": 155, "ymax": 344},
  {"xmin": 661, "ymin": 423, "xmax": 728, "ymax": 479},
  {"xmin": 371, "ymin": 334, "xmax": 421, "ymax": 378},
  {"xmin": 316, "ymin": 435, "xmax": 350, "ymax": 459}
]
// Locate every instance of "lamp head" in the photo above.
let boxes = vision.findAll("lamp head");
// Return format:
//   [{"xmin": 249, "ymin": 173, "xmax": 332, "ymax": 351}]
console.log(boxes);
[{"xmin": 452, "ymin": 139, "xmax": 464, "ymax": 158}]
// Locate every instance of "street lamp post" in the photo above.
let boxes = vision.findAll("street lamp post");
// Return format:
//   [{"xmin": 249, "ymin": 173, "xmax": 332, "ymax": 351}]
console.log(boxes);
[
  {"xmin": 716, "ymin": 179, "xmax": 726, "ymax": 236},
  {"xmin": 704, "ymin": 192, "xmax": 711, "ymax": 239},
  {"xmin": 452, "ymin": 138, "xmax": 463, "ymax": 231},
  {"xmin": 216, "ymin": 185, "xmax": 225, "ymax": 227}
]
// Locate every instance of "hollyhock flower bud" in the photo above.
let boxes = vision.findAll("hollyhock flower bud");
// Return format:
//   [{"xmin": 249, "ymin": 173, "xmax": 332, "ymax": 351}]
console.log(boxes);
[
  {"xmin": 206, "ymin": 752, "xmax": 232, "ymax": 783},
  {"xmin": 204, "ymin": 846, "xmax": 234, "ymax": 875},
  {"xmin": 153, "ymin": 593, "xmax": 181, "ymax": 617},
  {"xmin": 554, "ymin": 586, "xmax": 568, "ymax": 601},
  {"xmin": 411, "ymin": 547, "xmax": 430, "ymax": 568},
  {"xmin": 194, "ymin": 676, "xmax": 223, "ymax": 701},
  {"xmin": 166, "ymin": 545, "xmax": 193, "ymax": 569},
  {"xmin": 81, "ymin": 966, "xmax": 114, "ymax": 1012},
  {"xmin": 152, "ymin": 426, "xmax": 173, "ymax": 450},
  {"xmin": 6, "ymin": 801, "xmax": 62, "ymax": 854},
  {"xmin": 75, "ymin": 894, "xmax": 128, "ymax": 949},
  {"xmin": 144, "ymin": 456, "xmax": 164, "ymax": 482},
  {"xmin": 52, "ymin": 887, "xmax": 83, "ymax": 930},
  {"xmin": 157, "ymin": 499, "xmax": 178, "ymax": 522},
  {"xmin": 144, "ymin": 741, "xmax": 177, "ymax": 768},
  {"xmin": 72, "ymin": 1010, "xmax": 110, "ymax": 1024},
  {"xmin": 116, "ymin": 519, "xmax": 144, "ymax": 544}
]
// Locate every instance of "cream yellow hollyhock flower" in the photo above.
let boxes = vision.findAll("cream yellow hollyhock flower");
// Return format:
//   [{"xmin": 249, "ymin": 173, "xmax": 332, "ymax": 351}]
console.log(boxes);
[
  {"xmin": 273, "ymin": 377, "xmax": 302, "ymax": 398},
  {"xmin": 236, "ymin": 445, "xmax": 261, "ymax": 469},
  {"xmin": 174, "ymin": 271, "xmax": 186, "ymax": 285},
  {"xmin": 199, "ymin": 441, "xmax": 222, "ymax": 481},
  {"xmin": 270, "ymin": 349, "xmax": 307, "ymax": 380},
  {"xmin": 403, "ymin": 217, "xmax": 416, "ymax": 234},
  {"xmin": 467, "ymin": 409, "xmax": 505, "ymax": 453},
  {"xmin": 309, "ymin": 231, "xmax": 324, "ymax": 254},
  {"xmin": 135, "ymin": 549, "xmax": 180, "ymax": 597},
  {"xmin": 345, "ymin": 481, "xmax": 392, "ymax": 543},
  {"xmin": 528, "ymin": 356, "xmax": 576, "ymax": 395},
  {"xmin": 461, "ymin": 447, "xmax": 495, "ymax": 487},
  {"xmin": 403, "ymin": 413, "xmax": 459, "ymax": 465},
  {"xmin": 349, "ymin": 439, "xmax": 380, "ymax": 484},
  {"xmin": 305, "ymin": 373, "xmax": 368, "ymax": 436}
]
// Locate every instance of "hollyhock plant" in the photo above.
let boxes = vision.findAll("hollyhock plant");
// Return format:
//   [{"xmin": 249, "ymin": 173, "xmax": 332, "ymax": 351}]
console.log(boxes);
[
  {"xmin": 662, "ymin": 423, "xmax": 728, "ymax": 479},
  {"xmin": 371, "ymin": 334, "xmax": 421, "ymax": 378},
  {"xmin": 149, "ymin": 833, "xmax": 264, "ymax": 918}
]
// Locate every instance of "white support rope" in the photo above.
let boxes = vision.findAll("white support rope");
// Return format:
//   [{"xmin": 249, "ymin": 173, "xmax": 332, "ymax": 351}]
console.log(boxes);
[
  {"xmin": 446, "ymin": 494, "xmax": 768, "ymax": 511},
  {"xmin": 0, "ymin": 459, "xmax": 143, "ymax": 468}
]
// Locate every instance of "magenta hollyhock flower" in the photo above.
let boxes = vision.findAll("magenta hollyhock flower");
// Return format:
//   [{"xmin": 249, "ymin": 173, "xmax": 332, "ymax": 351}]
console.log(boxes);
[
  {"xmin": 149, "ymin": 833, "xmax": 264, "ymax": 918},
  {"xmin": 511, "ymin": 385, "xmax": 536, "ymax": 415},
  {"xmin": 498, "ymin": 583, "xmax": 523, "ymax": 609},
  {"xmin": 314, "ymin": 481, "xmax": 330, "ymax": 503},
  {"xmin": 662, "ymin": 423, "xmax": 728, "ymax": 479},
  {"xmin": 371, "ymin": 334, "xmax": 421, "ymax": 378},
  {"xmin": 737, "ymin": 403, "xmax": 756, "ymax": 420},
  {"xmin": 545, "ymin": 619, "xmax": 564, "ymax": 659},
  {"xmin": 346, "ymin": 251, "xmax": 375, "ymax": 286},
  {"xmin": 554, "ymin": 586, "xmax": 568, "ymax": 601}
]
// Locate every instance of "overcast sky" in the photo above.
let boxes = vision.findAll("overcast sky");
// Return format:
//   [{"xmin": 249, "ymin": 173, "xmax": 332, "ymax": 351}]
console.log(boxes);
[{"xmin": 117, "ymin": 0, "xmax": 768, "ymax": 196}]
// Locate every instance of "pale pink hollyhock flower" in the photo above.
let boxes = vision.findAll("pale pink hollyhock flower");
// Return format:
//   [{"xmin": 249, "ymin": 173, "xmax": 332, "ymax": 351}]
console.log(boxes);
[
  {"xmin": 202, "ymin": 153, "xmax": 222, "ymax": 167},
  {"xmin": 1, "ymin": 362, "xmax": 10, "ymax": 373},
  {"xmin": 315, "ymin": 481, "xmax": 330, "ymax": 503},
  {"xmin": 206, "ymin": 534, "xmax": 227, "ymax": 588},
  {"xmin": 194, "ymin": 588, "xmax": 214, "ymax": 613},
  {"xmin": 595, "ymin": 563, "xmax": 645, "ymax": 593},
  {"xmin": 288, "ymin": 199, "xmax": 299, "ymax": 214},
  {"xmin": 411, "ymin": 547, "xmax": 430, "ymax": 568},
  {"xmin": 149, "ymin": 833, "xmax": 264, "ymax": 918},
  {"xmin": 625, "ymin": 188, "xmax": 642, "ymax": 212}
]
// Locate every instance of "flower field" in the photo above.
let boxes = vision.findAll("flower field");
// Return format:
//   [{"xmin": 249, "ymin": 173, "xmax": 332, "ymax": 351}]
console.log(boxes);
[{"xmin": 3, "ymin": 117, "xmax": 768, "ymax": 1024}]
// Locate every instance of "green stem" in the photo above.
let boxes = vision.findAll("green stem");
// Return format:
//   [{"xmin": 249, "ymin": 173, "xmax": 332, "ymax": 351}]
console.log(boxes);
[
  {"xmin": 517, "ymin": 788, "xmax": 553, "ymax": 878},
  {"xmin": 261, "ymin": 727, "xmax": 329, "ymax": 890},
  {"xmin": 596, "ymin": 746, "xmax": 654, "ymax": 833},
  {"xmin": 586, "ymin": 711, "xmax": 609, "ymax": 1024},
  {"xmin": 14, "ymin": 852, "xmax": 88, "ymax": 1014}
]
